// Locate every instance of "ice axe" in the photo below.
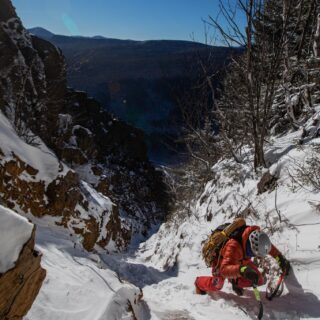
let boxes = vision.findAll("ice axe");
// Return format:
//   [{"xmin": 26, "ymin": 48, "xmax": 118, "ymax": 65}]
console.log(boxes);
[{"xmin": 253, "ymin": 285, "xmax": 263, "ymax": 320}]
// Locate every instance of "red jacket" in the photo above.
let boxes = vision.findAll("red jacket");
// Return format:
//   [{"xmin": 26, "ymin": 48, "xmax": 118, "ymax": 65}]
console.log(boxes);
[{"xmin": 218, "ymin": 226, "xmax": 281, "ymax": 279}]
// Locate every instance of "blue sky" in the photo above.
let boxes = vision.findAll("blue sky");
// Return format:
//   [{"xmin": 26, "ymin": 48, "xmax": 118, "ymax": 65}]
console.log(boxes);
[{"xmin": 12, "ymin": 0, "xmax": 245, "ymax": 43}]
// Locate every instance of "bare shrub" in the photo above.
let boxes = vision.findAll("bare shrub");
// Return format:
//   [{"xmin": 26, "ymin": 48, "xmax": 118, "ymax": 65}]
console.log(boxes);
[
  {"xmin": 288, "ymin": 146, "xmax": 320, "ymax": 192},
  {"xmin": 162, "ymin": 160, "xmax": 215, "ymax": 223}
]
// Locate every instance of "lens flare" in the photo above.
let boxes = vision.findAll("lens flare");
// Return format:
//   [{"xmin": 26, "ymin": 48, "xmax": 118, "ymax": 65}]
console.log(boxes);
[{"xmin": 62, "ymin": 13, "xmax": 79, "ymax": 36}]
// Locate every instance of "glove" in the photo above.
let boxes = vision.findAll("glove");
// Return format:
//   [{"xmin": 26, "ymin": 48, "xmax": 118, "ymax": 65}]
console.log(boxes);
[
  {"xmin": 276, "ymin": 255, "xmax": 290, "ymax": 275},
  {"xmin": 240, "ymin": 265, "xmax": 259, "ymax": 285}
]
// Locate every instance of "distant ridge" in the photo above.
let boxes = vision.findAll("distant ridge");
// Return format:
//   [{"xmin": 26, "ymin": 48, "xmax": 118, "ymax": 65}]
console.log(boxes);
[
  {"xmin": 28, "ymin": 27, "xmax": 238, "ymax": 164},
  {"xmin": 28, "ymin": 27, "xmax": 54, "ymax": 39},
  {"xmin": 27, "ymin": 26, "xmax": 212, "ymax": 45},
  {"xmin": 92, "ymin": 35, "xmax": 107, "ymax": 39},
  {"xmin": 28, "ymin": 27, "xmax": 109, "ymax": 41},
  {"xmin": 27, "ymin": 27, "xmax": 218, "ymax": 81}
]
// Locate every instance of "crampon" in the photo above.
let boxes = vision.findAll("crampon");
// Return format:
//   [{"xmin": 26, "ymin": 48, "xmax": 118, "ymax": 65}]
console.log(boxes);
[{"xmin": 266, "ymin": 272, "xmax": 286, "ymax": 300}]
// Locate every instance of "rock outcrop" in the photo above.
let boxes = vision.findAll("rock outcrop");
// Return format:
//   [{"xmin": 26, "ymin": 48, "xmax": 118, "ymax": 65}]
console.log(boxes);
[
  {"xmin": 257, "ymin": 171, "xmax": 278, "ymax": 194},
  {"xmin": 0, "ymin": 228, "xmax": 46, "ymax": 320},
  {"xmin": 0, "ymin": 133, "xmax": 130, "ymax": 252}
]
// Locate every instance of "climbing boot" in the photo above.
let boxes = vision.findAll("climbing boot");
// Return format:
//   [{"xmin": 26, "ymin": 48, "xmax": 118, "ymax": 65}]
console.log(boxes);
[
  {"xmin": 195, "ymin": 284, "xmax": 207, "ymax": 295},
  {"xmin": 232, "ymin": 279, "xmax": 244, "ymax": 296}
]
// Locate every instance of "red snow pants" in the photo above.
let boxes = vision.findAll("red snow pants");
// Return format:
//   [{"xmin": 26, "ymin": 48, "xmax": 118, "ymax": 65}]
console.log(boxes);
[{"xmin": 195, "ymin": 260, "xmax": 264, "ymax": 293}]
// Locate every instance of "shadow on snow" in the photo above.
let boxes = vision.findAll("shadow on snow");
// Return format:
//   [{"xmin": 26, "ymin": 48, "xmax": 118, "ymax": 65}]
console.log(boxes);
[
  {"xmin": 209, "ymin": 269, "xmax": 320, "ymax": 319},
  {"xmin": 100, "ymin": 253, "xmax": 178, "ymax": 288}
]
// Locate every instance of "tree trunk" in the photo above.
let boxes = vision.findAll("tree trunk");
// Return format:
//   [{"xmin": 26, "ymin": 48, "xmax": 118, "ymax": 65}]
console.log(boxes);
[{"xmin": 314, "ymin": 14, "xmax": 320, "ymax": 57}]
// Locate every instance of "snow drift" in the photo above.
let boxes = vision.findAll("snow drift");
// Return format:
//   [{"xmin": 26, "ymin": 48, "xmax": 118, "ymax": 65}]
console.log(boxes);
[{"xmin": 0, "ymin": 205, "xmax": 33, "ymax": 274}]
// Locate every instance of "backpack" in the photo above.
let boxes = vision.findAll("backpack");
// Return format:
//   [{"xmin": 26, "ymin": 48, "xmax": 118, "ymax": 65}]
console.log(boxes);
[{"xmin": 202, "ymin": 218, "xmax": 246, "ymax": 268}]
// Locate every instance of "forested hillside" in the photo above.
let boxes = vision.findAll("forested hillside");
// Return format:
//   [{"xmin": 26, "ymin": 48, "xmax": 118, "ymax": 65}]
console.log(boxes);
[{"xmin": 28, "ymin": 27, "xmax": 238, "ymax": 163}]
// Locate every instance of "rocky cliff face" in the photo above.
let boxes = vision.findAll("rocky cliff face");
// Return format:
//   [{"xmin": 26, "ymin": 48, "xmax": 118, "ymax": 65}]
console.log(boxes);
[
  {"xmin": 0, "ymin": 0, "xmax": 169, "ymax": 251},
  {"xmin": 0, "ymin": 218, "xmax": 46, "ymax": 320}
]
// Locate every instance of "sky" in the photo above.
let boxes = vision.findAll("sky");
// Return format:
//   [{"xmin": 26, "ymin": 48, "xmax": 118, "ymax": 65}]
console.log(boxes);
[{"xmin": 11, "ymin": 0, "xmax": 246, "ymax": 43}]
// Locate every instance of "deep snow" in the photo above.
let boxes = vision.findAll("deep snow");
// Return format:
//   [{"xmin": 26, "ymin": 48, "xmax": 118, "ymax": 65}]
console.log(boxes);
[
  {"xmin": 24, "ymin": 216, "xmax": 150, "ymax": 320},
  {"xmin": 0, "ymin": 111, "xmax": 69, "ymax": 186},
  {"xmin": 117, "ymin": 109, "xmax": 320, "ymax": 319},
  {"xmin": 26, "ymin": 110, "xmax": 320, "ymax": 319}
]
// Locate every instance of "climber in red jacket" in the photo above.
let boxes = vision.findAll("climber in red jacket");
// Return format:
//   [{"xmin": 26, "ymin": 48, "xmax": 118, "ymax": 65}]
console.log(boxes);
[{"xmin": 195, "ymin": 225, "xmax": 290, "ymax": 296}]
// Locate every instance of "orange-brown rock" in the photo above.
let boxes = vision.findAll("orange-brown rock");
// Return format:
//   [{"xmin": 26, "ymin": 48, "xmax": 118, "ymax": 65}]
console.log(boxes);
[
  {"xmin": 91, "ymin": 165, "xmax": 103, "ymax": 176},
  {"xmin": 257, "ymin": 171, "xmax": 278, "ymax": 194},
  {"xmin": 61, "ymin": 147, "xmax": 87, "ymax": 165},
  {"xmin": 73, "ymin": 216, "xmax": 100, "ymax": 251},
  {"xmin": 96, "ymin": 178, "xmax": 110, "ymax": 196},
  {"xmin": 0, "ymin": 227, "xmax": 46, "ymax": 320},
  {"xmin": 98, "ymin": 207, "xmax": 131, "ymax": 250},
  {"xmin": 0, "ymin": 154, "xmax": 95, "ymax": 249},
  {"xmin": 46, "ymin": 170, "xmax": 83, "ymax": 217},
  {"xmin": 0, "ymin": 154, "xmax": 47, "ymax": 217}
]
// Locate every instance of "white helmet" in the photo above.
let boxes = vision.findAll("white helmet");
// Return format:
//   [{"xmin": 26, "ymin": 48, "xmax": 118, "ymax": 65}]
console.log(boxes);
[{"xmin": 249, "ymin": 230, "xmax": 271, "ymax": 257}]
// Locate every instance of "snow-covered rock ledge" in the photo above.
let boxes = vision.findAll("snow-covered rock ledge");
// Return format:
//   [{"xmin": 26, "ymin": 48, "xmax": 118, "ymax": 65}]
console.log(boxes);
[{"xmin": 0, "ymin": 205, "xmax": 46, "ymax": 320}]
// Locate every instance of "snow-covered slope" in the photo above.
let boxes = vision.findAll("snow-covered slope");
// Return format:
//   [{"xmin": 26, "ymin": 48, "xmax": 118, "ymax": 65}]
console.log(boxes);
[
  {"xmin": 20, "ymin": 107, "xmax": 320, "ymax": 320},
  {"xmin": 0, "ymin": 205, "xmax": 33, "ymax": 274},
  {"xmin": 0, "ymin": 109, "xmax": 151, "ymax": 319},
  {"xmin": 121, "ymin": 108, "xmax": 320, "ymax": 319},
  {"xmin": 0, "ymin": 78, "xmax": 316, "ymax": 320},
  {"xmin": 25, "ymin": 106, "xmax": 319, "ymax": 320},
  {"xmin": 0, "ymin": 111, "xmax": 69, "ymax": 185},
  {"xmin": 25, "ymin": 217, "xmax": 149, "ymax": 320}
]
